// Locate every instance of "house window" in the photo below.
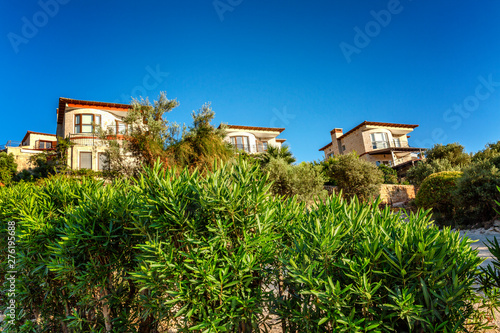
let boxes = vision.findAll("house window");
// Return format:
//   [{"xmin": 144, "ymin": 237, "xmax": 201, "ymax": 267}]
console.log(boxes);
[
  {"xmin": 393, "ymin": 138, "xmax": 401, "ymax": 147},
  {"xmin": 80, "ymin": 152, "xmax": 92, "ymax": 169},
  {"xmin": 38, "ymin": 141, "xmax": 52, "ymax": 149},
  {"xmin": 98, "ymin": 153, "xmax": 109, "ymax": 171},
  {"xmin": 370, "ymin": 132, "xmax": 389, "ymax": 149},
  {"xmin": 111, "ymin": 120, "xmax": 127, "ymax": 135},
  {"xmin": 75, "ymin": 114, "xmax": 101, "ymax": 134},
  {"xmin": 342, "ymin": 145, "xmax": 346, "ymax": 152},
  {"xmin": 256, "ymin": 140, "xmax": 268, "ymax": 152},
  {"xmin": 230, "ymin": 136, "xmax": 250, "ymax": 152}
]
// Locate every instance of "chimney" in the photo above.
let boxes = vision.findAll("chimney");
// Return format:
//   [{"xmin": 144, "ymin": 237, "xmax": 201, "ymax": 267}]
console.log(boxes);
[{"xmin": 330, "ymin": 128, "xmax": 343, "ymax": 142}]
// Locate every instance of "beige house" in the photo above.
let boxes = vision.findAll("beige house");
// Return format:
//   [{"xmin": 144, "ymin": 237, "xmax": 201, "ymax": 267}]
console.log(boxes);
[
  {"xmin": 56, "ymin": 97, "xmax": 131, "ymax": 170},
  {"xmin": 319, "ymin": 121, "xmax": 425, "ymax": 168},
  {"xmin": 219, "ymin": 125, "xmax": 286, "ymax": 153},
  {"xmin": 4, "ymin": 99, "xmax": 288, "ymax": 172},
  {"xmin": 3, "ymin": 131, "xmax": 57, "ymax": 171}
]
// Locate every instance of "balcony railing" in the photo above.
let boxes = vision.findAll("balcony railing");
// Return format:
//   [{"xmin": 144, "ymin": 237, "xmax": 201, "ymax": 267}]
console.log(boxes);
[
  {"xmin": 371, "ymin": 140, "xmax": 410, "ymax": 150},
  {"xmin": 69, "ymin": 133, "xmax": 102, "ymax": 146},
  {"xmin": 2, "ymin": 140, "xmax": 22, "ymax": 149},
  {"xmin": 231, "ymin": 143, "xmax": 268, "ymax": 153},
  {"xmin": 69, "ymin": 125, "xmax": 128, "ymax": 146}
]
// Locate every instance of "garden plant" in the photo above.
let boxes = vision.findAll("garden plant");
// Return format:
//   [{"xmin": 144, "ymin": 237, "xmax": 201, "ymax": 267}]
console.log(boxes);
[{"xmin": 0, "ymin": 160, "xmax": 492, "ymax": 332}]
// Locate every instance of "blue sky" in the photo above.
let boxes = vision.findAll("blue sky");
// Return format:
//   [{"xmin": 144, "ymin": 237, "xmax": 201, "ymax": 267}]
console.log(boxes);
[{"xmin": 1, "ymin": 0, "xmax": 499, "ymax": 163}]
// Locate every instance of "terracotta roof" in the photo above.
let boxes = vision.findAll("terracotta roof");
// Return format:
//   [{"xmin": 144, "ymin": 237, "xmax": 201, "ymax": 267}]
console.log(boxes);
[
  {"xmin": 22, "ymin": 131, "xmax": 57, "ymax": 143},
  {"xmin": 319, "ymin": 142, "xmax": 333, "ymax": 151},
  {"xmin": 276, "ymin": 139, "xmax": 287, "ymax": 143},
  {"xmin": 57, "ymin": 97, "xmax": 130, "ymax": 124},
  {"xmin": 218, "ymin": 124, "xmax": 285, "ymax": 133},
  {"xmin": 339, "ymin": 121, "xmax": 419, "ymax": 140}
]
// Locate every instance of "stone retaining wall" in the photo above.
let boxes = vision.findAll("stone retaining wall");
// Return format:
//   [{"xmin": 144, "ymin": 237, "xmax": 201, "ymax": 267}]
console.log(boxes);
[
  {"xmin": 379, "ymin": 184, "xmax": 415, "ymax": 204},
  {"xmin": 324, "ymin": 184, "xmax": 416, "ymax": 205}
]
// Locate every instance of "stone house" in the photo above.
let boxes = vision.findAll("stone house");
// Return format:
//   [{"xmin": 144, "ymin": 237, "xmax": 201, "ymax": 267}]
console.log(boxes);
[
  {"xmin": 2, "ymin": 131, "xmax": 57, "ymax": 171},
  {"xmin": 319, "ymin": 121, "xmax": 425, "ymax": 171}
]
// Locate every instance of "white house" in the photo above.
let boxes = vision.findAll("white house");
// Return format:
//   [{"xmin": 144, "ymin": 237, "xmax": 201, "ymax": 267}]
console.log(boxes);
[{"xmin": 219, "ymin": 124, "xmax": 286, "ymax": 153}]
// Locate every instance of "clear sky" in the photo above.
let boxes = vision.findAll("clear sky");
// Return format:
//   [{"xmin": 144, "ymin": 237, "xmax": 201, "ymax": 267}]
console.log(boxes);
[{"xmin": 1, "ymin": 0, "xmax": 499, "ymax": 163}]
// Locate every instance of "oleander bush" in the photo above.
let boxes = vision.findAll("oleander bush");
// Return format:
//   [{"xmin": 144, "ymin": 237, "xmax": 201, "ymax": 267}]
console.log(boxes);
[
  {"xmin": 477, "ymin": 188, "xmax": 500, "ymax": 320},
  {"xmin": 278, "ymin": 196, "xmax": 484, "ymax": 332},
  {"xmin": 0, "ymin": 161, "xmax": 490, "ymax": 332}
]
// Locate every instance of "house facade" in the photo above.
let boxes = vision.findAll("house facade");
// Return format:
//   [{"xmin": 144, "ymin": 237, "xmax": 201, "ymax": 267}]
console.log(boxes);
[
  {"xmin": 3, "ymin": 131, "xmax": 57, "ymax": 171},
  {"xmin": 56, "ymin": 97, "xmax": 131, "ymax": 170},
  {"xmin": 319, "ymin": 121, "xmax": 425, "ymax": 168},
  {"xmin": 219, "ymin": 125, "xmax": 286, "ymax": 153},
  {"xmin": 3, "ymin": 98, "xmax": 289, "ymax": 172}
]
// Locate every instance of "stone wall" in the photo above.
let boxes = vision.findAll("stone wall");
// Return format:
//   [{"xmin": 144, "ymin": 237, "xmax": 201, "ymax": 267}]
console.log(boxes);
[
  {"xmin": 324, "ymin": 184, "xmax": 416, "ymax": 205},
  {"xmin": 379, "ymin": 184, "xmax": 416, "ymax": 204},
  {"xmin": 6, "ymin": 147, "xmax": 35, "ymax": 171}
]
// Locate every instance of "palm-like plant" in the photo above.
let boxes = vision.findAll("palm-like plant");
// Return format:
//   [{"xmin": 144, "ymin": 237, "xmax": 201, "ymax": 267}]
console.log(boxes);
[{"xmin": 259, "ymin": 145, "xmax": 296, "ymax": 166}]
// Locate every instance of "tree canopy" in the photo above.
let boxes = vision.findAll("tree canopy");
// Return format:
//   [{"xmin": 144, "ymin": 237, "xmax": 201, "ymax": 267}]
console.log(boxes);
[
  {"xmin": 101, "ymin": 93, "xmax": 233, "ymax": 176},
  {"xmin": 425, "ymin": 143, "xmax": 471, "ymax": 166}
]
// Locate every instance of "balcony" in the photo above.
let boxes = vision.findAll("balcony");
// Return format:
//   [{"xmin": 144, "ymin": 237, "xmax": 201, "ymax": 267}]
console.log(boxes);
[
  {"xmin": 68, "ymin": 133, "xmax": 101, "ymax": 146},
  {"xmin": 1, "ymin": 140, "xmax": 55, "ymax": 151},
  {"xmin": 0, "ymin": 140, "xmax": 21, "ymax": 150},
  {"xmin": 231, "ymin": 143, "xmax": 268, "ymax": 154},
  {"xmin": 371, "ymin": 140, "xmax": 409, "ymax": 150},
  {"xmin": 68, "ymin": 125, "xmax": 127, "ymax": 146}
]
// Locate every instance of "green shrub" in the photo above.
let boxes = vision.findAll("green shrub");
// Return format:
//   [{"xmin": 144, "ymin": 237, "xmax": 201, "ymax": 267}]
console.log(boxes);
[
  {"xmin": 264, "ymin": 158, "xmax": 327, "ymax": 202},
  {"xmin": 0, "ymin": 162, "xmax": 489, "ymax": 332},
  {"xmin": 454, "ymin": 160, "xmax": 500, "ymax": 223},
  {"xmin": 473, "ymin": 141, "xmax": 500, "ymax": 161},
  {"xmin": 477, "ymin": 188, "xmax": 500, "ymax": 312},
  {"xmin": 415, "ymin": 171, "xmax": 462, "ymax": 224},
  {"xmin": 425, "ymin": 143, "xmax": 471, "ymax": 166},
  {"xmin": 0, "ymin": 152, "xmax": 17, "ymax": 185},
  {"xmin": 0, "ymin": 161, "xmax": 284, "ymax": 332},
  {"xmin": 324, "ymin": 152, "xmax": 383, "ymax": 201},
  {"xmin": 406, "ymin": 158, "xmax": 461, "ymax": 187},
  {"xmin": 130, "ymin": 160, "xmax": 281, "ymax": 331},
  {"xmin": 378, "ymin": 164, "xmax": 398, "ymax": 184},
  {"xmin": 278, "ymin": 196, "xmax": 485, "ymax": 332}
]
